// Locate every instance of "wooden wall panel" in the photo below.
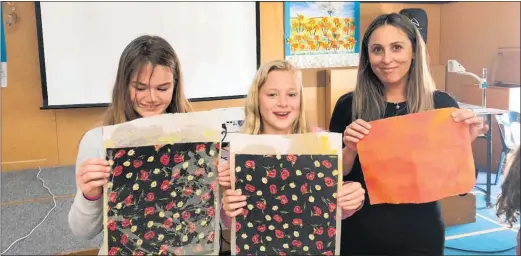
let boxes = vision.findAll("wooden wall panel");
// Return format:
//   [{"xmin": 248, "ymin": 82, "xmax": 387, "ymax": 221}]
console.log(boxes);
[
  {"xmin": 1, "ymin": 2, "xmax": 443, "ymax": 171},
  {"xmin": 440, "ymin": 2, "xmax": 520, "ymax": 172},
  {"xmin": 1, "ymin": 3, "xmax": 59, "ymax": 171},
  {"xmin": 359, "ymin": 3, "xmax": 441, "ymax": 65}
]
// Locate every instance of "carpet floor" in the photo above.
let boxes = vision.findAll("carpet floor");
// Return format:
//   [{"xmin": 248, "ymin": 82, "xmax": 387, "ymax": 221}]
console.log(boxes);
[{"xmin": 1, "ymin": 167, "xmax": 518, "ymax": 255}]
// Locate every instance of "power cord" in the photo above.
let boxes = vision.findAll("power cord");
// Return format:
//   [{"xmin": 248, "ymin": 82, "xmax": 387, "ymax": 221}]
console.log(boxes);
[
  {"xmin": 444, "ymin": 245, "xmax": 516, "ymax": 253},
  {"xmin": 1, "ymin": 166, "xmax": 57, "ymax": 255},
  {"xmin": 219, "ymin": 124, "xmax": 231, "ymax": 253},
  {"xmin": 220, "ymin": 222, "xmax": 230, "ymax": 245}
]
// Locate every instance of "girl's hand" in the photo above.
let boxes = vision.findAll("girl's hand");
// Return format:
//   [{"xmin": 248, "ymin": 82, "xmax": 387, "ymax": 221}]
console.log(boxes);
[
  {"xmin": 76, "ymin": 158, "xmax": 110, "ymax": 198},
  {"xmin": 217, "ymin": 161, "xmax": 231, "ymax": 189},
  {"xmin": 452, "ymin": 108, "xmax": 489, "ymax": 141},
  {"xmin": 337, "ymin": 182, "xmax": 365, "ymax": 211},
  {"xmin": 222, "ymin": 189, "xmax": 247, "ymax": 217}
]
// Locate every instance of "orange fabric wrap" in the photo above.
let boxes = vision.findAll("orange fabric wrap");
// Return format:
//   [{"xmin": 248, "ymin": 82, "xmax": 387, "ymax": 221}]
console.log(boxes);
[{"xmin": 357, "ymin": 108, "xmax": 476, "ymax": 205}]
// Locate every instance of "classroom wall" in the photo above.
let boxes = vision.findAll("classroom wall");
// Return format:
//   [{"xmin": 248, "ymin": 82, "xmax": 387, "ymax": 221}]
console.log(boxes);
[
  {"xmin": 440, "ymin": 2, "xmax": 520, "ymax": 172},
  {"xmin": 1, "ymin": 2, "xmax": 443, "ymax": 172}
]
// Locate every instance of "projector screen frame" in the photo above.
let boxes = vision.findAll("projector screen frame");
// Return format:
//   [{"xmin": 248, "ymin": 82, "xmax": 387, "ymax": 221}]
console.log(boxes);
[{"xmin": 34, "ymin": 1, "xmax": 262, "ymax": 110}]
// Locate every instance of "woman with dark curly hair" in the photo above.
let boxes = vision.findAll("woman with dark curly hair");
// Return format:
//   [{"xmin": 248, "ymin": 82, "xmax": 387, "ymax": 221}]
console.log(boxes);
[{"xmin": 496, "ymin": 146, "xmax": 520, "ymax": 255}]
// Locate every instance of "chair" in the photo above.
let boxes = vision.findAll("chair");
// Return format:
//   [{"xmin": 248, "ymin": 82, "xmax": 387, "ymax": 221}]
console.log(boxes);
[{"xmin": 493, "ymin": 110, "xmax": 520, "ymax": 185}]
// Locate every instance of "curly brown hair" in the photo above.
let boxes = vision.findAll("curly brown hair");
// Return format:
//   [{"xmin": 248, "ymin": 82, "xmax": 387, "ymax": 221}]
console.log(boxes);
[{"xmin": 496, "ymin": 146, "xmax": 520, "ymax": 227}]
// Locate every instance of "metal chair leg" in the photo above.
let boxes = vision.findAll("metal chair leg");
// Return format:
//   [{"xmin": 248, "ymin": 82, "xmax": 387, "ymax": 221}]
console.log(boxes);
[{"xmin": 493, "ymin": 149, "xmax": 507, "ymax": 185}]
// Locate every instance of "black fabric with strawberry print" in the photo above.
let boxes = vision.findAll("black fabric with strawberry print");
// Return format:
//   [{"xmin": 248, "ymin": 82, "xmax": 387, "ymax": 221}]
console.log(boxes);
[
  {"xmin": 106, "ymin": 142, "xmax": 220, "ymax": 255},
  {"xmin": 234, "ymin": 154, "xmax": 339, "ymax": 256}
]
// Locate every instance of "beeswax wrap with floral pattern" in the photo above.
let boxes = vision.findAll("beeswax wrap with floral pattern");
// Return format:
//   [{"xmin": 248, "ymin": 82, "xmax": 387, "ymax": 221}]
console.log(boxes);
[
  {"xmin": 101, "ymin": 112, "xmax": 222, "ymax": 256},
  {"xmin": 228, "ymin": 132, "xmax": 343, "ymax": 256}
]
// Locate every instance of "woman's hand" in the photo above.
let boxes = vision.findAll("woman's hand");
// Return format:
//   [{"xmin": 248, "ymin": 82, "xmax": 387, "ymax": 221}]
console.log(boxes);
[
  {"xmin": 76, "ymin": 158, "xmax": 110, "ymax": 198},
  {"xmin": 222, "ymin": 189, "xmax": 247, "ymax": 217},
  {"xmin": 343, "ymin": 119, "xmax": 372, "ymax": 153},
  {"xmin": 338, "ymin": 182, "xmax": 365, "ymax": 211},
  {"xmin": 217, "ymin": 161, "xmax": 231, "ymax": 189},
  {"xmin": 452, "ymin": 108, "xmax": 489, "ymax": 141}
]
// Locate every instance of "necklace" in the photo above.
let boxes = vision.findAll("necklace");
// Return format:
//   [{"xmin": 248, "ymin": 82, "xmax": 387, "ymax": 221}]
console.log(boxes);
[{"xmin": 387, "ymin": 102, "xmax": 403, "ymax": 109}]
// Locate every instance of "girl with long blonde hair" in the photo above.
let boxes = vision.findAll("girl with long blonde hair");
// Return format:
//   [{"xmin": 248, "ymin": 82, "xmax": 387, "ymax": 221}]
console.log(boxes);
[{"xmin": 217, "ymin": 59, "xmax": 366, "ymax": 230}]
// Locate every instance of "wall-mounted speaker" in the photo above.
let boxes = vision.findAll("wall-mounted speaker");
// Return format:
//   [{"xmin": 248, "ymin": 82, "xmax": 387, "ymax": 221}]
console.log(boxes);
[{"xmin": 399, "ymin": 8, "xmax": 428, "ymax": 44}]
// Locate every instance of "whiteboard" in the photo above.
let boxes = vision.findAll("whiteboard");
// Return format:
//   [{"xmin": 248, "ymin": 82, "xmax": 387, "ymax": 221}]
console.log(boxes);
[{"xmin": 35, "ymin": 2, "xmax": 259, "ymax": 108}]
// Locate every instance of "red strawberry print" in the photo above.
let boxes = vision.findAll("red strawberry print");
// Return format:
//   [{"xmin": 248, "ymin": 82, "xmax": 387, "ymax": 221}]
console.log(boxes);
[
  {"xmin": 114, "ymin": 149, "xmax": 125, "ymax": 158},
  {"xmin": 121, "ymin": 234, "xmax": 128, "ymax": 245},
  {"xmin": 160, "ymin": 154, "xmax": 169, "ymax": 165},
  {"xmin": 256, "ymin": 201, "xmax": 266, "ymax": 210},
  {"xmin": 270, "ymin": 184, "xmax": 277, "ymax": 194},
  {"xmin": 322, "ymin": 159, "xmax": 332, "ymax": 168},
  {"xmin": 132, "ymin": 160, "xmax": 143, "ymax": 168},
  {"xmin": 160, "ymin": 180, "xmax": 169, "ymax": 191},
  {"xmin": 113, "ymin": 166, "xmax": 123, "ymax": 177},
  {"xmin": 324, "ymin": 177, "xmax": 335, "ymax": 187},
  {"xmin": 108, "ymin": 247, "xmax": 119, "ymax": 255},
  {"xmin": 207, "ymin": 206, "xmax": 215, "ymax": 217},
  {"xmin": 245, "ymin": 160, "xmax": 255, "ymax": 168},
  {"xmin": 139, "ymin": 170, "xmax": 149, "ymax": 181},
  {"xmin": 245, "ymin": 184, "xmax": 256, "ymax": 193},
  {"xmin": 257, "ymin": 224, "xmax": 266, "ymax": 232},
  {"xmin": 328, "ymin": 226, "xmax": 336, "ymax": 238},
  {"xmin": 173, "ymin": 153, "xmax": 184, "ymax": 164},
  {"xmin": 316, "ymin": 241, "xmax": 324, "ymax": 250},
  {"xmin": 109, "ymin": 192, "xmax": 117, "ymax": 203},
  {"xmin": 196, "ymin": 144, "xmax": 206, "ymax": 152},
  {"xmin": 286, "ymin": 154, "xmax": 297, "ymax": 164},
  {"xmin": 280, "ymin": 168, "xmax": 290, "ymax": 180},
  {"xmin": 145, "ymin": 192, "xmax": 154, "ymax": 201}
]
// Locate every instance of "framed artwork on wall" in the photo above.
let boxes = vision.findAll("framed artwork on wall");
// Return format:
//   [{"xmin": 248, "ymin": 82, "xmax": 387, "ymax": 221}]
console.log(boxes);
[{"xmin": 283, "ymin": 2, "xmax": 360, "ymax": 69}]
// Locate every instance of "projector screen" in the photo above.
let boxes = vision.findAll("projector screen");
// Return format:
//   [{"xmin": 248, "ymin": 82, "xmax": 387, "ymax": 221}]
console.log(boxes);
[{"xmin": 35, "ymin": 2, "xmax": 260, "ymax": 108}]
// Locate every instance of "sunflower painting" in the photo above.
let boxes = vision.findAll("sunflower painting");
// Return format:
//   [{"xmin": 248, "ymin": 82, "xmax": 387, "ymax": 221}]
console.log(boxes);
[{"xmin": 283, "ymin": 2, "xmax": 360, "ymax": 69}]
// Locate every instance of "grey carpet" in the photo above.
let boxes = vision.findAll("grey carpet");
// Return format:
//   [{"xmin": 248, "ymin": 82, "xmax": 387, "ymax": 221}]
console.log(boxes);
[
  {"xmin": 1, "ymin": 166, "xmax": 102, "ymax": 255},
  {"xmin": 0, "ymin": 166, "xmax": 512, "ymax": 255},
  {"xmin": 1, "ymin": 166, "xmax": 77, "ymax": 202}
]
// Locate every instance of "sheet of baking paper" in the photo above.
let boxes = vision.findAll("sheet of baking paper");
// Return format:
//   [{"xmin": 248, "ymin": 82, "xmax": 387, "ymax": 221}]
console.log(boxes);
[{"xmin": 101, "ymin": 111, "xmax": 222, "ymax": 255}]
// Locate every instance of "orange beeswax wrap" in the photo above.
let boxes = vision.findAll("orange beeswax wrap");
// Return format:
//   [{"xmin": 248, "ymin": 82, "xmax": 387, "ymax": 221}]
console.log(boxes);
[{"xmin": 357, "ymin": 107, "xmax": 476, "ymax": 205}]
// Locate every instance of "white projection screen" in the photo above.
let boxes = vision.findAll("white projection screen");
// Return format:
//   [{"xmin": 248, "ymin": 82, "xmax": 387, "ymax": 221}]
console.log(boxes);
[{"xmin": 35, "ymin": 2, "xmax": 260, "ymax": 108}]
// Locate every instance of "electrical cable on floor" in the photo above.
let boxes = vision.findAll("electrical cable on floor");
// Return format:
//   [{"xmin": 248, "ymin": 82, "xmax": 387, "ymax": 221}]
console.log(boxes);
[
  {"xmin": 1, "ymin": 166, "xmax": 57, "ymax": 255},
  {"xmin": 444, "ymin": 245, "xmax": 516, "ymax": 253}
]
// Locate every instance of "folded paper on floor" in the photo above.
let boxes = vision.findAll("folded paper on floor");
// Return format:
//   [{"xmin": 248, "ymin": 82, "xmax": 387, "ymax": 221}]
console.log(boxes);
[
  {"xmin": 357, "ymin": 108, "xmax": 476, "ymax": 205},
  {"xmin": 228, "ymin": 132, "xmax": 343, "ymax": 256},
  {"xmin": 101, "ymin": 111, "xmax": 222, "ymax": 255}
]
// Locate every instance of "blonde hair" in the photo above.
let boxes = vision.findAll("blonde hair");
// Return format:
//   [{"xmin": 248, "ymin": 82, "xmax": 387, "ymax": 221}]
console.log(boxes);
[
  {"xmin": 353, "ymin": 13, "xmax": 435, "ymax": 122},
  {"xmin": 102, "ymin": 35, "xmax": 192, "ymax": 126},
  {"xmin": 242, "ymin": 60, "xmax": 309, "ymax": 135}
]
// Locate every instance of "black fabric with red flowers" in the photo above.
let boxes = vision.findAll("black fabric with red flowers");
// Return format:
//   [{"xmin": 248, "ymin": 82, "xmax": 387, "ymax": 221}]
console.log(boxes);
[
  {"xmin": 234, "ymin": 154, "xmax": 339, "ymax": 256},
  {"xmin": 105, "ymin": 142, "xmax": 220, "ymax": 255}
]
